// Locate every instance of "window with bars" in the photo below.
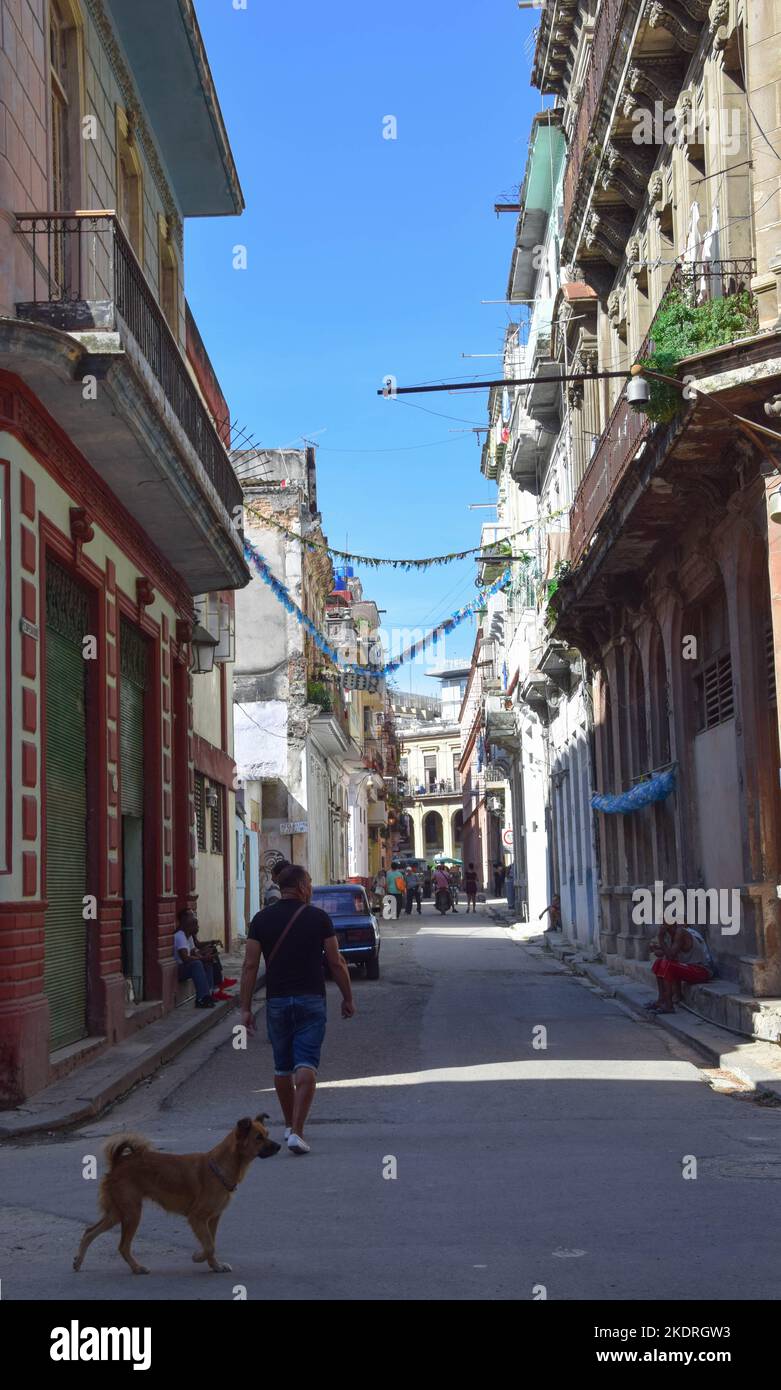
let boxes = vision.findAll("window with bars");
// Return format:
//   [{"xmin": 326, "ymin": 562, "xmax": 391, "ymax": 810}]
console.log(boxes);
[
  {"xmin": 194, "ymin": 773, "xmax": 206, "ymax": 851},
  {"xmin": 210, "ymin": 785, "xmax": 223, "ymax": 854},
  {"xmin": 695, "ymin": 652, "xmax": 735, "ymax": 731}
]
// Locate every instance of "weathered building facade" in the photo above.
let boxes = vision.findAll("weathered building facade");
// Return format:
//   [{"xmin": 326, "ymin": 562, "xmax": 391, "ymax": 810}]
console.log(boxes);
[
  {"xmin": 0, "ymin": 0, "xmax": 246, "ymax": 1102},
  {"xmin": 530, "ymin": 0, "xmax": 781, "ymax": 1036}
]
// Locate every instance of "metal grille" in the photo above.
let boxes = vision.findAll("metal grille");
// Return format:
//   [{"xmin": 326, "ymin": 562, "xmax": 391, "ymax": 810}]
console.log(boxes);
[
  {"xmin": 210, "ymin": 785, "xmax": 223, "ymax": 854},
  {"xmin": 194, "ymin": 773, "xmax": 206, "ymax": 851}
]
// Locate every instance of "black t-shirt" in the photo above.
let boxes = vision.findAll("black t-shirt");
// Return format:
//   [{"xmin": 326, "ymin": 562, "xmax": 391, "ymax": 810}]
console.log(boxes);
[{"xmin": 249, "ymin": 898, "xmax": 335, "ymax": 998}]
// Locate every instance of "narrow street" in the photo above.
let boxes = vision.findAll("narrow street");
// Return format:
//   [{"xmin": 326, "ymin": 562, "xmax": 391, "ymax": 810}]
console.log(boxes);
[{"xmin": 3, "ymin": 906, "xmax": 780, "ymax": 1303}]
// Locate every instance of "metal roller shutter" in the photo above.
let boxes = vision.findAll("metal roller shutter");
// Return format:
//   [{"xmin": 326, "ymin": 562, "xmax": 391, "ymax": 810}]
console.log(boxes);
[
  {"xmin": 44, "ymin": 563, "xmax": 89, "ymax": 1051},
  {"xmin": 119, "ymin": 679, "xmax": 144, "ymax": 815}
]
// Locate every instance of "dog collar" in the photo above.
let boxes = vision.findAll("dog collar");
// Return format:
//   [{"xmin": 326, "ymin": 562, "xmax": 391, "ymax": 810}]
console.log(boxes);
[{"xmin": 208, "ymin": 1159, "xmax": 237, "ymax": 1192}]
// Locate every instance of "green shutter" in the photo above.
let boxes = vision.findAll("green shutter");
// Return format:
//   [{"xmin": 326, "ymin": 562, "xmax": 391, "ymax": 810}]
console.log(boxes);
[
  {"xmin": 119, "ymin": 618, "xmax": 147, "ymax": 816},
  {"xmin": 44, "ymin": 564, "xmax": 89, "ymax": 1052},
  {"xmin": 119, "ymin": 680, "xmax": 144, "ymax": 814}
]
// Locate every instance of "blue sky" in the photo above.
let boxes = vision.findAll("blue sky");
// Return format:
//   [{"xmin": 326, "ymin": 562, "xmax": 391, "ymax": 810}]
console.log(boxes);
[{"xmin": 187, "ymin": 0, "xmax": 541, "ymax": 687}]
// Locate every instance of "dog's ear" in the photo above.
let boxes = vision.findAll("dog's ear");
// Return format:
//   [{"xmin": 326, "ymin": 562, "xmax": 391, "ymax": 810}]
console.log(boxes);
[
  {"xmin": 255, "ymin": 1112, "xmax": 270, "ymax": 1124},
  {"xmin": 236, "ymin": 1117, "xmax": 253, "ymax": 1137}
]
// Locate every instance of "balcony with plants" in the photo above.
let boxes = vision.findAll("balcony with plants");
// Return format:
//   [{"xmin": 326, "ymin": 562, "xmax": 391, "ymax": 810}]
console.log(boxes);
[{"xmin": 568, "ymin": 259, "xmax": 757, "ymax": 564}]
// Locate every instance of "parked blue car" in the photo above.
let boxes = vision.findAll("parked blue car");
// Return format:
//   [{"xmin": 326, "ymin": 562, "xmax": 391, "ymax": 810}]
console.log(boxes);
[{"xmin": 311, "ymin": 884, "xmax": 381, "ymax": 979}]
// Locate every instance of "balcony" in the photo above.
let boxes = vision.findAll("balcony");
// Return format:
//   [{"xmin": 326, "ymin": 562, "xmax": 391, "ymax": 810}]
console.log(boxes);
[
  {"xmin": 7, "ymin": 211, "xmax": 246, "ymax": 592},
  {"xmin": 484, "ymin": 693, "xmax": 518, "ymax": 752},
  {"xmin": 406, "ymin": 780, "xmax": 461, "ymax": 801},
  {"xmin": 570, "ymin": 260, "xmax": 757, "ymax": 564},
  {"xmin": 557, "ymin": 0, "xmax": 710, "ymax": 280}
]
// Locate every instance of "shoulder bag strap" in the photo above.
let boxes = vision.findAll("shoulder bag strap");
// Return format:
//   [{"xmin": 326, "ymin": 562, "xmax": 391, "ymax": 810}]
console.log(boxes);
[{"xmin": 265, "ymin": 904, "xmax": 308, "ymax": 969}]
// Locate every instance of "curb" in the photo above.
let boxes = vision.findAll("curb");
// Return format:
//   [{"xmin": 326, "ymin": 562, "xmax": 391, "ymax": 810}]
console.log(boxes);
[
  {"xmin": 490, "ymin": 909, "xmax": 781, "ymax": 1103},
  {"xmin": 0, "ymin": 974, "xmax": 266, "ymax": 1141}
]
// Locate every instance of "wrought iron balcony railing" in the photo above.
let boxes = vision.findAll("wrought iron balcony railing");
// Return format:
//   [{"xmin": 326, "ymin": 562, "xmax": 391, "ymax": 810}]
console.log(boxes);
[
  {"xmin": 14, "ymin": 211, "xmax": 243, "ymax": 519},
  {"xmin": 569, "ymin": 260, "xmax": 757, "ymax": 563}
]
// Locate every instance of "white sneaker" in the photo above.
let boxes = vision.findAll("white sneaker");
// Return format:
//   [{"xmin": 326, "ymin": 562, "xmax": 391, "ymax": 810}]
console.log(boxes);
[
  {"xmin": 284, "ymin": 1126, "xmax": 292, "ymax": 1141},
  {"xmin": 287, "ymin": 1133, "xmax": 310, "ymax": 1155}
]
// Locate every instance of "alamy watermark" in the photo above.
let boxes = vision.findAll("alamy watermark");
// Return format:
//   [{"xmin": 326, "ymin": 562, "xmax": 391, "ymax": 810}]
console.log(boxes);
[
  {"xmin": 631, "ymin": 880, "xmax": 740, "ymax": 936},
  {"xmin": 631, "ymin": 102, "xmax": 742, "ymax": 156}
]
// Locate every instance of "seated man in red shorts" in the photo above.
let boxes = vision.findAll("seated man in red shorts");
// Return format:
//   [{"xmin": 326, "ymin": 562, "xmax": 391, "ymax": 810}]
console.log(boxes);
[{"xmin": 648, "ymin": 921, "xmax": 714, "ymax": 1013}]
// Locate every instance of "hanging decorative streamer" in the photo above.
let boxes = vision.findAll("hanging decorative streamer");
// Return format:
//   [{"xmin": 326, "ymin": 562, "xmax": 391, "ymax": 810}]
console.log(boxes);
[
  {"xmin": 243, "ymin": 536, "xmax": 511, "ymax": 678},
  {"xmin": 591, "ymin": 767, "xmax": 677, "ymax": 815},
  {"xmin": 243, "ymin": 503, "xmax": 568, "ymax": 571}
]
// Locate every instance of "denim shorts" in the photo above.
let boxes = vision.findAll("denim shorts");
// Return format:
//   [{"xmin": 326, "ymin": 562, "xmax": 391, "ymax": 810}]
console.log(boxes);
[{"xmin": 266, "ymin": 995, "xmax": 327, "ymax": 1075}]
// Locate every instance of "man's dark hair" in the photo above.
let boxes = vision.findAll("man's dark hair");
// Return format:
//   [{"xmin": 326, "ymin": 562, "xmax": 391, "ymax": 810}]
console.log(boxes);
[
  {"xmin": 178, "ymin": 907, "xmax": 195, "ymax": 925},
  {"xmin": 468, "ymin": 862, "xmax": 474, "ymax": 869},
  {"xmin": 271, "ymin": 859, "xmax": 291, "ymax": 883},
  {"xmin": 277, "ymin": 864, "xmax": 310, "ymax": 894}
]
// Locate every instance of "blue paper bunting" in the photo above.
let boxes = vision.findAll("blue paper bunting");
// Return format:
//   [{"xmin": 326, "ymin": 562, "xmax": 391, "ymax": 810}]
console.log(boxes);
[{"xmin": 243, "ymin": 537, "xmax": 510, "ymax": 678}]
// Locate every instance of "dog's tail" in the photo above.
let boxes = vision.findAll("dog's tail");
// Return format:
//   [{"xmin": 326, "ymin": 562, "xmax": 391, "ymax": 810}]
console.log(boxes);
[{"xmin": 103, "ymin": 1133, "xmax": 153, "ymax": 1168}]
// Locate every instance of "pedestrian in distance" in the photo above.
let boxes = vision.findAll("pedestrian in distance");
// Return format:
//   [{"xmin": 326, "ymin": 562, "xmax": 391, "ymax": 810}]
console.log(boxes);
[
  {"xmin": 539, "ymin": 894, "xmax": 562, "ymax": 933},
  {"xmin": 240, "ymin": 864, "xmax": 355, "ymax": 1156},
  {"xmin": 492, "ymin": 860, "xmax": 506, "ymax": 898},
  {"xmin": 387, "ymin": 861, "xmax": 405, "ymax": 919},
  {"xmin": 404, "ymin": 864, "xmax": 422, "ymax": 915},
  {"xmin": 464, "ymin": 862, "xmax": 478, "ymax": 913}
]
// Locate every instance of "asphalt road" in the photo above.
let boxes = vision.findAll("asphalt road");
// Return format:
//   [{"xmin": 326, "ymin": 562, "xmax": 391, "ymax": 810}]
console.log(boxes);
[{"xmin": 2, "ymin": 902, "xmax": 781, "ymax": 1301}]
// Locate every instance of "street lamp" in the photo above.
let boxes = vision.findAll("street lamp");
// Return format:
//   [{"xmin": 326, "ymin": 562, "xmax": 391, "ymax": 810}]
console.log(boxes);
[
  {"xmin": 626, "ymin": 373, "xmax": 650, "ymax": 408},
  {"xmin": 190, "ymin": 622, "xmax": 219, "ymax": 675}
]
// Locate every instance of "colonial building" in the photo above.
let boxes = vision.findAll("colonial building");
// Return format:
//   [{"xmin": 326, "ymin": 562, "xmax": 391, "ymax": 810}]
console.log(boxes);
[
  {"xmin": 528, "ymin": 0, "xmax": 781, "ymax": 1036},
  {"xmin": 0, "ymin": 0, "xmax": 246, "ymax": 1102},
  {"xmin": 233, "ymin": 450, "xmax": 396, "ymax": 892},
  {"xmin": 399, "ymin": 666, "xmax": 469, "ymax": 866}
]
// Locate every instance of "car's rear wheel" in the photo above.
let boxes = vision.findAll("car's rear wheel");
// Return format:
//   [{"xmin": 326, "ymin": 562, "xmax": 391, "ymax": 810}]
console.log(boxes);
[{"xmin": 365, "ymin": 952, "xmax": 380, "ymax": 980}]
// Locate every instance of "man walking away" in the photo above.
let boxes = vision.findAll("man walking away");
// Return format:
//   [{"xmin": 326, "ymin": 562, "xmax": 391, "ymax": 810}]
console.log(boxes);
[
  {"xmin": 464, "ymin": 862, "xmax": 478, "ymax": 913},
  {"xmin": 405, "ymin": 864, "xmax": 422, "ymax": 915},
  {"xmin": 240, "ymin": 865, "xmax": 355, "ymax": 1155}
]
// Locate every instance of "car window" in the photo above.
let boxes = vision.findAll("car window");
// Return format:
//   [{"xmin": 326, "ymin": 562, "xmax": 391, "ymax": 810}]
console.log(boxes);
[{"xmin": 311, "ymin": 891, "xmax": 368, "ymax": 916}]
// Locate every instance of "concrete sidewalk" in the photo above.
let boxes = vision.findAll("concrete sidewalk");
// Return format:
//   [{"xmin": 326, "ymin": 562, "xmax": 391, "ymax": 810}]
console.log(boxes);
[
  {"xmin": 489, "ymin": 904, "xmax": 781, "ymax": 1103},
  {"xmin": 0, "ymin": 959, "xmax": 264, "ymax": 1140}
]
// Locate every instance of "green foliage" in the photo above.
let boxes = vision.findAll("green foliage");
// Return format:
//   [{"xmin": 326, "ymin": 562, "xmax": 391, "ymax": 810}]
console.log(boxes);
[
  {"xmin": 482, "ymin": 538, "xmax": 512, "ymax": 584},
  {"xmin": 637, "ymin": 288, "xmax": 756, "ymax": 424},
  {"xmin": 307, "ymin": 679, "xmax": 333, "ymax": 713}
]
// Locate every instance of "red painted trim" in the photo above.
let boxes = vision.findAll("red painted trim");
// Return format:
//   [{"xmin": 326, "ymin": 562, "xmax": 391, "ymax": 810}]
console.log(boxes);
[
  {"xmin": 1, "ymin": 460, "xmax": 11, "ymax": 875},
  {"xmin": 172, "ymin": 657, "xmax": 189, "ymax": 911},
  {"xmin": 115, "ymin": 591, "xmax": 164, "ymax": 999},
  {"xmin": 220, "ymin": 659, "xmax": 228, "ymax": 752},
  {"xmin": 192, "ymin": 732, "xmax": 236, "ymax": 787},
  {"xmin": 0, "ymin": 372, "xmax": 193, "ymax": 616}
]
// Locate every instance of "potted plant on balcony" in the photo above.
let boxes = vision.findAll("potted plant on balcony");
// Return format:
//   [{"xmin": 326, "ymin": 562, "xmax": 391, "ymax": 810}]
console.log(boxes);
[
  {"xmin": 307, "ymin": 678, "xmax": 333, "ymax": 713},
  {"xmin": 637, "ymin": 285, "xmax": 757, "ymax": 425}
]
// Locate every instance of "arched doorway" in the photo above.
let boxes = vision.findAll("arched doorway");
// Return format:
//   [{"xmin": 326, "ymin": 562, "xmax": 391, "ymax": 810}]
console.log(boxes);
[
  {"xmin": 452, "ymin": 809, "xmax": 463, "ymax": 854},
  {"xmin": 424, "ymin": 810, "xmax": 444, "ymax": 856}
]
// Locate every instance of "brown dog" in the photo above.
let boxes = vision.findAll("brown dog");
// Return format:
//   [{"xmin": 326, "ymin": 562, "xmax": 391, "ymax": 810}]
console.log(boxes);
[{"xmin": 73, "ymin": 1115, "xmax": 280, "ymax": 1275}]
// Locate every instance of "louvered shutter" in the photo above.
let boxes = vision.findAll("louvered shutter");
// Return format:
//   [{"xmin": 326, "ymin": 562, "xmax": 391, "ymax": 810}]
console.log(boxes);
[
  {"xmin": 44, "ymin": 564, "xmax": 88, "ymax": 1051},
  {"xmin": 119, "ymin": 618, "xmax": 146, "ymax": 816}
]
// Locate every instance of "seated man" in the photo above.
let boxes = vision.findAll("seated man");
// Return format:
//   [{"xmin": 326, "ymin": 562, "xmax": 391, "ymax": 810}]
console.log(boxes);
[
  {"xmin": 173, "ymin": 910, "xmax": 235, "ymax": 1007},
  {"xmin": 647, "ymin": 921, "xmax": 714, "ymax": 1013}
]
